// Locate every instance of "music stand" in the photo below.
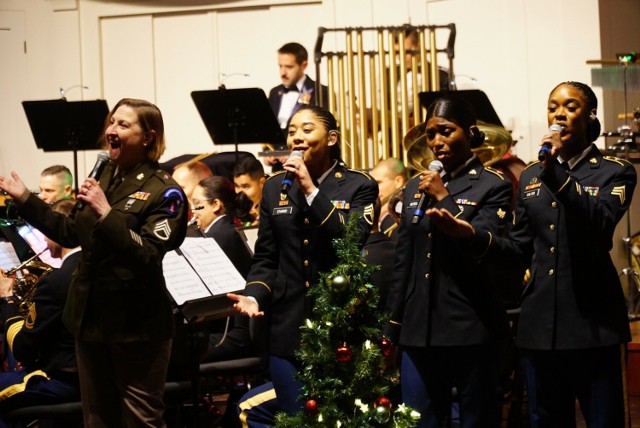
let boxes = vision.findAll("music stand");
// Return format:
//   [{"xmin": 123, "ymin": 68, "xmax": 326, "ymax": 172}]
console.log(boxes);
[
  {"xmin": 22, "ymin": 99, "xmax": 109, "ymax": 191},
  {"xmin": 418, "ymin": 89, "xmax": 504, "ymax": 127},
  {"xmin": 191, "ymin": 88, "xmax": 285, "ymax": 161}
]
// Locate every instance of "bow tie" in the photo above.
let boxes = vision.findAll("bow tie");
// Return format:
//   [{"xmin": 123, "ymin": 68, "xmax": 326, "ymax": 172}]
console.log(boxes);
[{"xmin": 283, "ymin": 86, "xmax": 299, "ymax": 93}]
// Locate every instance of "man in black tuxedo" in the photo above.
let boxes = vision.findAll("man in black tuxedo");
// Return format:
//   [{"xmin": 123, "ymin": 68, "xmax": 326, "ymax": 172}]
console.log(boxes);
[{"xmin": 264, "ymin": 42, "xmax": 329, "ymax": 172}]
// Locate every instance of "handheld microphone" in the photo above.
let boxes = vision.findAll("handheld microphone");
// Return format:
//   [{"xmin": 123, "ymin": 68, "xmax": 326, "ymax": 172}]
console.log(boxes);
[
  {"xmin": 537, "ymin": 124, "xmax": 563, "ymax": 161},
  {"xmin": 75, "ymin": 152, "xmax": 110, "ymax": 211},
  {"xmin": 411, "ymin": 160, "xmax": 444, "ymax": 225},
  {"xmin": 281, "ymin": 150, "xmax": 304, "ymax": 195}
]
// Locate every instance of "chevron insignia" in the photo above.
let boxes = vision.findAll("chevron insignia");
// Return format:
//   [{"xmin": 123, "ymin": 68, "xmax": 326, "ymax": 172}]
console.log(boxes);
[
  {"xmin": 153, "ymin": 219, "xmax": 172, "ymax": 241},
  {"xmin": 363, "ymin": 203, "xmax": 374, "ymax": 225},
  {"xmin": 611, "ymin": 185, "xmax": 626, "ymax": 204}
]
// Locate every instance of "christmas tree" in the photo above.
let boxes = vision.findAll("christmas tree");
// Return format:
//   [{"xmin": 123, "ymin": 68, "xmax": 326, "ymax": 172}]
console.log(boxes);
[{"xmin": 275, "ymin": 213, "xmax": 419, "ymax": 427}]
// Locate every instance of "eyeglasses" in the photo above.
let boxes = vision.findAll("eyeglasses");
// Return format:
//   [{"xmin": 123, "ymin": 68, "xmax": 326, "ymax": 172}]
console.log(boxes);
[{"xmin": 191, "ymin": 198, "xmax": 213, "ymax": 211}]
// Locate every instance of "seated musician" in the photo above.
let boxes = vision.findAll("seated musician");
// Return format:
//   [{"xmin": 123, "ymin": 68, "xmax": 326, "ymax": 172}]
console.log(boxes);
[
  {"xmin": 0, "ymin": 199, "xmax": 80, "ymax": 426},
  {"xmin": 38, "ymin": 165, "xmax": 74, "ymax": 204},
  {"xmin": 233, "ymin": 156, "xmax": 266, "ymax": 226},
  {"xmin": 189, "ymin": 176, "xmax": 257, "ymax": 361}
]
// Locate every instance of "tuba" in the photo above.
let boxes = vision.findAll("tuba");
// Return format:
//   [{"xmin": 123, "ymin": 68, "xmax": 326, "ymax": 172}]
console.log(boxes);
[{"xmin": 4, "ymin": 250, "xmax": 54, "ymax": 316}]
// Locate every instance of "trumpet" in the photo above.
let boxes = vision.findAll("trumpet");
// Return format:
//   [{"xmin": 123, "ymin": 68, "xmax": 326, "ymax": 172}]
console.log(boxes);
[{"xmin": 3, "ymin": 250, "xmax": 54, "ymax": 316}]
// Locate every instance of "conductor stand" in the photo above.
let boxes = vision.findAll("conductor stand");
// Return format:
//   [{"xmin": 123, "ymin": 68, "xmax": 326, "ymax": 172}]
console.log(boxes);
[
  {"xmin": 191, "ymin": 88, "xmax": 284, "ymax": 162},
  {"xmin": 21, "ymin": 99, "xmax": 109, "ymax": 192}
]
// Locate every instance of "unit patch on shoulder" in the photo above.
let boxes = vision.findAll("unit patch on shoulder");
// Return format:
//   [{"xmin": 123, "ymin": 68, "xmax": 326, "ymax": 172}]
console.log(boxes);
[{"xmin": 162, "ymin": 188, "xmax": 184, "ymax": 217}]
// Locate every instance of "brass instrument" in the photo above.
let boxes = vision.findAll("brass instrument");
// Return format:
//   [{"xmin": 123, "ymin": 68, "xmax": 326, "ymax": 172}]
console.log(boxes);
[
  {"xmin": 403, "ymin": 120, "xmax": 513, "ymax": 171},
  {"xmin": 4, "ymin": 250, "xmax": 54, "ymax": 315},
  {"xmin": 314, "ymin": 24, "xmax": 456, "ymax": 170}
]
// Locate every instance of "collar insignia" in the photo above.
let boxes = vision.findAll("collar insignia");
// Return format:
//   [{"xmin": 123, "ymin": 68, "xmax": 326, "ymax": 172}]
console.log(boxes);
[
  {"xmin": 137, "ymin": 173, "xmax": 144, "ymax": 180},
  {"xmin": 335, "ymin": 172, "xmax": 344, "ymax": 179},
  {"xmin": 497, "ymin": 208, "xmax": 506, "ymax": 219},
  {"xmin": 590, "ymin": 157, "xmax": 597, "ymax": 164},
  {"xmin": 469, "ymin": 169, "xmax": 477, "ymax": 175}
]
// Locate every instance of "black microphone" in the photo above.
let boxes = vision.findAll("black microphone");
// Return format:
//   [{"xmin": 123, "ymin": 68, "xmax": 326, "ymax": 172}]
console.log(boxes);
[
  {"xmin": 75, "ymin": 152, "xmax": 110, "ymax": 211},
  {"xmin": 537, "ymin": 124, "xmax": 563, "ymax": 161},
  {"xmin": 281, "ymin": 150, "xmax": 304, "ymax": 194},
  {"xmin": 411, "ymin": 160, "xmax": 444, "ymax": 225}
]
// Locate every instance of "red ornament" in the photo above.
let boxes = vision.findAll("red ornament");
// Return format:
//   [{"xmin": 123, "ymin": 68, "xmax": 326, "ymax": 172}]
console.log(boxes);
[
  {"xmin": 336, "ymin": 343, "xmax": 353, "ymax": 363},
  {"xmin": 305, "ymin": 399, "xmax": 319, "ymax": 415},
  {"xmin": 380, "ymin": 337, "xmax": 393, "ymax": 357},
  {"xmin": 375, "ymin": 396, "xmax": 392, "ymax": 409}
]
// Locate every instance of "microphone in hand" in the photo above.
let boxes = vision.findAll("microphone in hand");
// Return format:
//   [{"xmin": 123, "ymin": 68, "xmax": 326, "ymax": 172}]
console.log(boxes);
[
  {"xmin": 75, "ymin": 152, "xmax": 110, "ymax": 211},
  {"xmin": 281, "ymin": 150, "xmax": 304, "ymax": 195},
  {"xmin": 411, "ymin": 160, "xmax": 444, "ymax": 225},
  {"xmin": 538, "ymin": 124, "xmax": 563, "ymax": 161}
]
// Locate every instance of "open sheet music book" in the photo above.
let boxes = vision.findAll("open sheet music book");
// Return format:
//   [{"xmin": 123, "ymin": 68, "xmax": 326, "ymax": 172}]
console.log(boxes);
[
  {"xmin": 0, "ymin": 241, "xmax": 21, "ymax": 270},
  {"xmin": 163, "ymin": 237, "xmax": 245, "ymax": 306}
]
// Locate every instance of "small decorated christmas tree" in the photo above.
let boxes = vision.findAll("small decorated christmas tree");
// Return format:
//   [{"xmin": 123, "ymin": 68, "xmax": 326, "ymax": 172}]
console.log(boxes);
[{"xmin": 275, "ymin": 213, "xmax": 419, "ymax": 427}]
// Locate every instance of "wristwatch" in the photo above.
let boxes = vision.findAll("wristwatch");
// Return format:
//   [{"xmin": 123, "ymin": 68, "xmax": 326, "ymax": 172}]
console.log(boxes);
[{"xmin": 0, "ymin": 296, "xmax": 17, "ymax": 305}]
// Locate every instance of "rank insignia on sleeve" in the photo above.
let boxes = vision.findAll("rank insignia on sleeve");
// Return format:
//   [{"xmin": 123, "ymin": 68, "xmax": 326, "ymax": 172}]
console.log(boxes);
[
  {"xmin": 153, "ymin": 219, "xmax": 172, "ymax": 241},
  {"xmin": 497, "ymin": 208, "xmax": 506, "ymax": 219},
  {"xmin": 129, "ymin": 191, "xmax": 150, "ymax": 201},
  {"xmin": 611, "ymin": 185, "xmax": 626, "ymax": 204},
  {"xmin": 363, "ymin": 203, "xmax": 374, "ymax": 225},
  {"xmin": 332, "ymin": 200, "xmax": 350, "ymax": 209}
]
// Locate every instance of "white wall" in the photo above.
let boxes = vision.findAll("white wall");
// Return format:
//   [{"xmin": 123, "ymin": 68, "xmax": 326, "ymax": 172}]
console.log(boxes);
[{"xmin": 0, "ymin": 0, "xmax": 605, "ymax": 190}]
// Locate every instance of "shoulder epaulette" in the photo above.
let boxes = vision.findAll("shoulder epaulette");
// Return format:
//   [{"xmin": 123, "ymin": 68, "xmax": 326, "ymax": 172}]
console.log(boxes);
[
  {"xmin": 265, "ymin": 170, "xmax": 287, "ymax": 181},
  {"xmin": 603, "ymin": 155, "xmax": 631, "ymax": 166},
  {"xmin": 484, "ymin": 166, "xmax": 505, "ymax": 180},
  {"xmin": 348, "ymin": 169, "xmax": 373, "ymax": 180},
  {"xmin": 523, "ymin": 160, "xmax": 541, "ymax": 170}
]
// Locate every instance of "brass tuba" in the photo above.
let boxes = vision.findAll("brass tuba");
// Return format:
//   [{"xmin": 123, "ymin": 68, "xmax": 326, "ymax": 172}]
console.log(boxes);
[{"xmin": 4, "ymin": 250, "xmax": 54, "ymax": 316}]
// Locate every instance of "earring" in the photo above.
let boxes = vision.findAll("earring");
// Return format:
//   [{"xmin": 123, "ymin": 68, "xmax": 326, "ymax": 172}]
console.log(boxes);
[{"xmin": 590, "ymin": 113, "xmax": 596, "ymax": 121}]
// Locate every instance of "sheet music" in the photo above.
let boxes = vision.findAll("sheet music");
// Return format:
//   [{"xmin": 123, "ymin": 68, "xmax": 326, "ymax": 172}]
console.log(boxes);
[
  {"xmin": 0, "ymin": 241, "xmax": 21, "ymax": 270},
  {"xmin": 179, "ymin": 237, "xmax": 246, "ymax": 296},
  {"xmin": 163, "ymin": 250, "xmax": 213, "ymax": 305}
]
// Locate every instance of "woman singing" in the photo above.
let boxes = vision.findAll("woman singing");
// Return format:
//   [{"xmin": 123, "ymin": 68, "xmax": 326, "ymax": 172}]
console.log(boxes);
[{"xmin": 0, "ymin": 98, "xmax": 188, "ymax": 427}]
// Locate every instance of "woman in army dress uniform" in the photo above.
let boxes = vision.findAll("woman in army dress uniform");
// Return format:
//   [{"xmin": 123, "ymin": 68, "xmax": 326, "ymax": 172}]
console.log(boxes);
[
  {"xmin": 0, "ymin": 98, "xmax": 188, "ymax": 427},
  {"xmin": 429, "ymin": 82, "xmax": 637, "ymax": 427},
  {"xmin": 384, "ymin": 95, "xmax": 513, "ymax": 428},
  {"xmin": 229, "ymin": 105, "xmax": 378, "ymax": 426}
]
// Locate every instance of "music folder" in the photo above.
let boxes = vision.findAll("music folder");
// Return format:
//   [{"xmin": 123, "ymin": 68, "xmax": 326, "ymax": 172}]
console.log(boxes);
[{"xmin": 163, "ymin": 237, "xmax": 245, "ymax": 322}]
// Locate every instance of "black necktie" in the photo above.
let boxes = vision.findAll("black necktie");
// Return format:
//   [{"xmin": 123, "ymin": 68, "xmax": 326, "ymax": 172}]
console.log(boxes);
[{"xmin": 283, "ymin": 86, "xmax": 299, "ymax": 93}]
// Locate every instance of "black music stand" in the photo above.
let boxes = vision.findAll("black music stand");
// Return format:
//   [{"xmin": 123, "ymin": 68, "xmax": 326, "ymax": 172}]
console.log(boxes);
[
  {"xmin": 22, "ymin": 99, "xmax": 109, "ymax": 191},
  {"xmin": 191, "ymin": 88, "xmax": 285, "ymax": 161},
  {"xmin": 418, "ymin": 89, "xmax": 504, "ymax": 127}
]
